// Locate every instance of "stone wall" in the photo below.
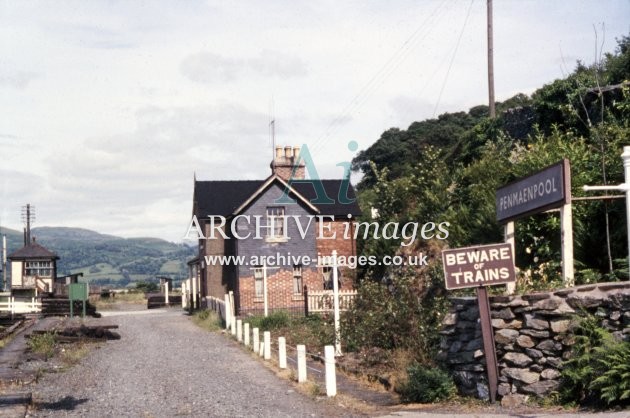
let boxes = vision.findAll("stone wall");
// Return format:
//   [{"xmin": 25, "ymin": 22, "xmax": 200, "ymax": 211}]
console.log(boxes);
[{"xmin": 439, "ymin": 282, "xmax": 630, "ymax": 401}]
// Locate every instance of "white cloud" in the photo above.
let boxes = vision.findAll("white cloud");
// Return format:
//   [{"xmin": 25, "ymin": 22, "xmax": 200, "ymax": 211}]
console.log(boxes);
[
  {"xmin": 180, "ymin": 50, "xmax": 307, "ymax": 83},
  {"xmin": 0, "ymin": 70, "xmax": 39, "ymax": 89},
  {"xmin": 0, "ymin": 0, "xmax": 628, "ymax": 242}
]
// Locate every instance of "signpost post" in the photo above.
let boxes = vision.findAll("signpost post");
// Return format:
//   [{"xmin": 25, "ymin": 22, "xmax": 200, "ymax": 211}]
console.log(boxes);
[
  {"xmin": 442, "ymin": 242, "xmax": 516, "ymax": 403},
  {"xmin": 583, "ymin": 146, "xmax": 630, "ymax": 279}
]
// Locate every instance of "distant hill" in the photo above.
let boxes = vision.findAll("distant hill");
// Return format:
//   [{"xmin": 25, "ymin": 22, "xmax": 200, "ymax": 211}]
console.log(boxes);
[{"xmin": 0, "ymin": 226, "xmax": 197, "ymax": 288}]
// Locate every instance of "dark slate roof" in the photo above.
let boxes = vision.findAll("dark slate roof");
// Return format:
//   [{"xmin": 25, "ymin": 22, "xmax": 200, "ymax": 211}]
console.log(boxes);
[
  {"xmin": 8, "ymin": 241, "xmax": 59, "ymax": 260},
  {"xmin": 194, "ymin": 180, "xmax": 264, "ymax": 218},
  {"xmin": 194, "ymin": 177, "xmax": 361, "ymax": 219}
]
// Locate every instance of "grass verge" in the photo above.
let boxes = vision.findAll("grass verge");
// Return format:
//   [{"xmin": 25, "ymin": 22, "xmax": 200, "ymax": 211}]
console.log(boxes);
[{"xmin": 191, "ymin": 309, "xmax": 223, "ymax": 332}]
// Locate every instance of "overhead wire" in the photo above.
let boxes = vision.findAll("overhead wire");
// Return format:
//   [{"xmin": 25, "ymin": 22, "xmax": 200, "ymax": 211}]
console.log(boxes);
[
  {"xmin": 432, "ymin": 0, "xmax": 476, "ymax": 117},
  {"xmin": 309, "ymin": 0, "xmax": 453, "ymax": 153}
]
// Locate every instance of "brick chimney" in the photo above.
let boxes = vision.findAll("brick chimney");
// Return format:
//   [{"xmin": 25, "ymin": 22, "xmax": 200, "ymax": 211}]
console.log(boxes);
[{"xmin": 271, "ymin": 145, "xmax": 305, "ymax": 181}]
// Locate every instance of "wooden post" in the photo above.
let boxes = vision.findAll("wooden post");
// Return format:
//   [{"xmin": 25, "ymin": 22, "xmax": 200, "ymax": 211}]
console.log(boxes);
[
  {"xmin": 504, "ymin": 221, "xmax": 516, "ymax": 295},
  {"xmin": 332, "ymin": 250, "xmax": 342, "ymax": 356},
  {"xmin": 278, "ymin": 337, "xmax": 287, "ymax": 369},
  {"xmin": 192, "ymin": 273, "xmax": 197, "ymax": 309},
  {"xmin": 487, "ymin": 0, "xmax": 495, "ymax": 118},
  {"xmin": 263, "ymin": 331, "xmax": 271, "ymax": 360},
  {"xmin": 229, "ymin": 291, "xmax": 235, "ymax": 318},
  {"xmin": 236, "ymin": 319, "xmax": 243, "ymax": 342},
  {"xmin": 244, "ymin": 323, "xmax": 250, "ymax": 347},
  {"xmin": 477, "ymin": 286, "xmax": 498, "ymax": 403},
  {"xmin": 230, "ymin": 316, "xmax": 236, "ymax": 336},
  {"xmin": 561, "ymin": 202, "xmax": 575, "ymax": 287},
  {"xmin": 297, "ymin": 344, "xmax": 307, "ymax": 383},
  {"xmin": 224, "ymin": 294, "xmax": 231, "ymax": 330},
  {"xmin": 253, "ymin": 327, "xmax": 260, "ymax": 353},
  {"xmin": 263, "ymin": 260, "xmax": 269, "ymax": 317},
  {"xmin": 324, "ymin": 345, "xmax": 337, "ymax": 397},
  {"xmin": 164, "ymin": 281, "xmax": 169, "ymax": 305},
  {"xmin": 303, "ymin": 285, "xmax": 309, "ymax": 316}
]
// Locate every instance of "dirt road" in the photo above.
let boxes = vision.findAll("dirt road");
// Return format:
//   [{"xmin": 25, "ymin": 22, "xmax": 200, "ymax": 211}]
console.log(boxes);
[{"xmin": 28, "ymin": 309, "xmax": 362, "ymax": 417}]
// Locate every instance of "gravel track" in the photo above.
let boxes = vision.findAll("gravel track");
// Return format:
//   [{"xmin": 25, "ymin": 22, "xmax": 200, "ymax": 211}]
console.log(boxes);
[{"xmin": 28, "ymin": 309, "xmax": 363, "ymax": 417}]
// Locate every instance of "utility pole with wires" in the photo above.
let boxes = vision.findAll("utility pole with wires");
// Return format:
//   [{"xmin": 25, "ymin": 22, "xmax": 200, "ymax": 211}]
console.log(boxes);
[{"xmin": 487, "ymin": 0, "xmax": 496, "ymax": 118}]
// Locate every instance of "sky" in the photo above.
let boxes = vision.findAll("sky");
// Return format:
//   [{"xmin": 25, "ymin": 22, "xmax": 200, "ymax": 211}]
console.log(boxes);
[{"xmin": 1, "ymin": 0, "xmax": 628, "ymax": 243}]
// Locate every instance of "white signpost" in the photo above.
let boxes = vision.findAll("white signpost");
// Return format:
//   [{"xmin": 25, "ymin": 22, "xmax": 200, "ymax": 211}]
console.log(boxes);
[{"xmin": 583, "ymin": 146, "xmax": 630, "ymax": 279}]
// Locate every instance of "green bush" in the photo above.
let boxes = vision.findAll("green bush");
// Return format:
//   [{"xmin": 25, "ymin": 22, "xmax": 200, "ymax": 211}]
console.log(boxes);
[
  {"xmin": 340, "ymin": 262, "xmax": 448, "ymax": 364},
  {"xmin": 396, "ymin": 364, "xmax": 456, "ymax": 403},
  {"xmin": 560, "ymin": 314, "xmax": 630, "ymax": 407}
]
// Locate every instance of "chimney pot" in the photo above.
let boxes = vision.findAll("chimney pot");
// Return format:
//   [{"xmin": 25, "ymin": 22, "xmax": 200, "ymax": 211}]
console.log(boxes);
[
  {"xmin": 284, "ymin": 146, "xmax": 293, "ymax": 158},
  {"xmin": 275, "ymin": 146, "xmax": 283, "ymax": 159},
  {"xmin": 293, "ymin": 146, "xmax": 301, "ymax": 160}
]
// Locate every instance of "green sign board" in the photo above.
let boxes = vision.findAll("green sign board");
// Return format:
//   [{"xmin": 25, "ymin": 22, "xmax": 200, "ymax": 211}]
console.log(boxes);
[
  {"xmin": 68, "ymin": 283, "xmax": 88, "ymax": 318},
  {"xmin": 69, "ymin": 283, "xmax": 88, "ymax": 301}
]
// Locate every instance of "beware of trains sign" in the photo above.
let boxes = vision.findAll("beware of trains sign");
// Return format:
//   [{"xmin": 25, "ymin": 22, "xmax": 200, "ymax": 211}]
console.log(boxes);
[{"xmin": 442, "ymin": 243, "xmax": 515, "ymax": 290}]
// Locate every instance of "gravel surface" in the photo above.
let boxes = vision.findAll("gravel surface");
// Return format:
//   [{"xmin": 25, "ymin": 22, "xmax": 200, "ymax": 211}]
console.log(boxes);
[{"xmin": 28, "ymin": 309, "xmax": 363, "ymax": 417}]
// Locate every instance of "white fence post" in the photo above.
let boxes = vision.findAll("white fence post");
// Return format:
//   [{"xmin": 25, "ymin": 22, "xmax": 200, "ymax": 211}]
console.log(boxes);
[
  {"xmin": 324, "ymin": 345, "xmax": 337, "ymax": 397},
  {"xmin": 263, "ymin": 331, "xmax": 271, "ymax": 360},
  {"xmin": 224, "ymin": 294, "xmax": 231, "ymax": 330},
  {"xmin": 253, "ymin": 328, "xmax": 260, "ymax": 353},
  {"xmin": 297, "ymin": 344, "xmax": 307, "ymax": 383},
  {"xmin": 165, "ymin": 281, "xmax": 169, "ymax": 305},
  {"xmin": 244, "ymin": 323, "xmax": 250, "ymax": 347},
  {"xmin": 332, "ymin": 250, "xmax": 341, "ymax": 356},
  {"xmin": 278, "ymin": 337, "xmax": 287, "ymax": 369},
  {"xmin": 236, "ymin": 319, "xmax": 243, "ymax": 342},
  {"xmin": 230, "ymin": 316, "xmax": 236, "ymax": 336}
]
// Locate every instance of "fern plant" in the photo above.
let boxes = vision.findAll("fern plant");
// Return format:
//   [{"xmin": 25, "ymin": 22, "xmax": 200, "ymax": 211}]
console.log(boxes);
[
  {"xmin": 560, "ymin": 314, "xmax": 630, "ymax": 407},
  {"xmin": 590, "ymin": 340, "xmax": 630, "ymax": 405}
]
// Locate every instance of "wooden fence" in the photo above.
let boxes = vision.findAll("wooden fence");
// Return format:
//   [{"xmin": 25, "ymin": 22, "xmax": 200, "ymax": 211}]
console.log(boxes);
[
  {"xmin": 306, "ymin": 290, "xmax": 357, "ymax": 314},
  {"xmin": 0, "ymin": 297, "xmax": 42, "ymax": 314}
]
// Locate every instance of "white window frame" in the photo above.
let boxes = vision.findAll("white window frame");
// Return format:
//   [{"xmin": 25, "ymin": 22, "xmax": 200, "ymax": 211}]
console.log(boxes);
[
  {"xmin": 293, "ymin": 265, "xmax": 303, "ymax": 295},
  {"xmin": 254, "ymin": 267, "xmax": 263, "ymax": 297},
  {"xmin": 24, "ymin": 260, "xmax": 53, "ymax": 277},
  {"xmin": 266, "ymin": 206, "xmax": 286, "ymax": 239}
]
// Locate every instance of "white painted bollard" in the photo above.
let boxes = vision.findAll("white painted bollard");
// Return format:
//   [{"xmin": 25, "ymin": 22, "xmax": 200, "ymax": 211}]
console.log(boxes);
[
  {"xmin": 259, "ymin": 341, "xmax": 264, "ymax": 357},
  {"xmin": 230, "ymin": 316, "xmax": 236, "ymax": 336},
  {"xmin": 278, "ymin": 337, "xmax": 287, "ymax": 369},
  {"xmin": 244, "ymin": 323, "xmax": 250, "ymax": 346},
  {"xmin": 263, "ymin": 331, "xmax": 271, "ymax": 360},
  {"xmin": 253, "ymin": 328, "xmax": 260, "ymax": 353},
  {"xmin": 224, "ymin": 294, "xmax": 231, "ymax": 330},
  {"xmin": 324, "ymin": 345, "xmax": 337, "ymax": 397},
  {"xmin": 297, "ymin": 344, "xmax": 307, "ymax": 383},
  {"xmin": 164, "ymin": 282, "xmax": 169, "ymax": 305},
  {"xmin": 236, "ymin": 320, "xmax": 243, "ymax": 342}
]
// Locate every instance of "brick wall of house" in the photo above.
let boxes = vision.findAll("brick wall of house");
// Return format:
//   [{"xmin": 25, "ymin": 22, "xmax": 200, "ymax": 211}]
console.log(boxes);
[
  {"xmin": 315, "ymin": 219, "xmax": 356, "ymax": 258},
  {"xmin": 238, "ymin": 267, "xmax": 319, "ymax": 315},
  {"xmin": 203, "ymin": 222, "xmax": 229, "ymax": 300}
]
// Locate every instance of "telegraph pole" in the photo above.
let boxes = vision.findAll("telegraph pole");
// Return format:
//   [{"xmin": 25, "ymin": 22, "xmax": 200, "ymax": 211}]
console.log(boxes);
[{"xmin": 487, "ymin": 0, "xmax": 496, "ymax": 118}]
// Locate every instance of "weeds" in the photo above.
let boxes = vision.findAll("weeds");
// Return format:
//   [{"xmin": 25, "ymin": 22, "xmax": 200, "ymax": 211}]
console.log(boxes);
[
  {"xmin": 192, "ymin": 309, "xmax": 222, "ymax": 331},
  {"xmin": 27, "ymin": 332, "xmax": 57, "ymax": 360}
]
